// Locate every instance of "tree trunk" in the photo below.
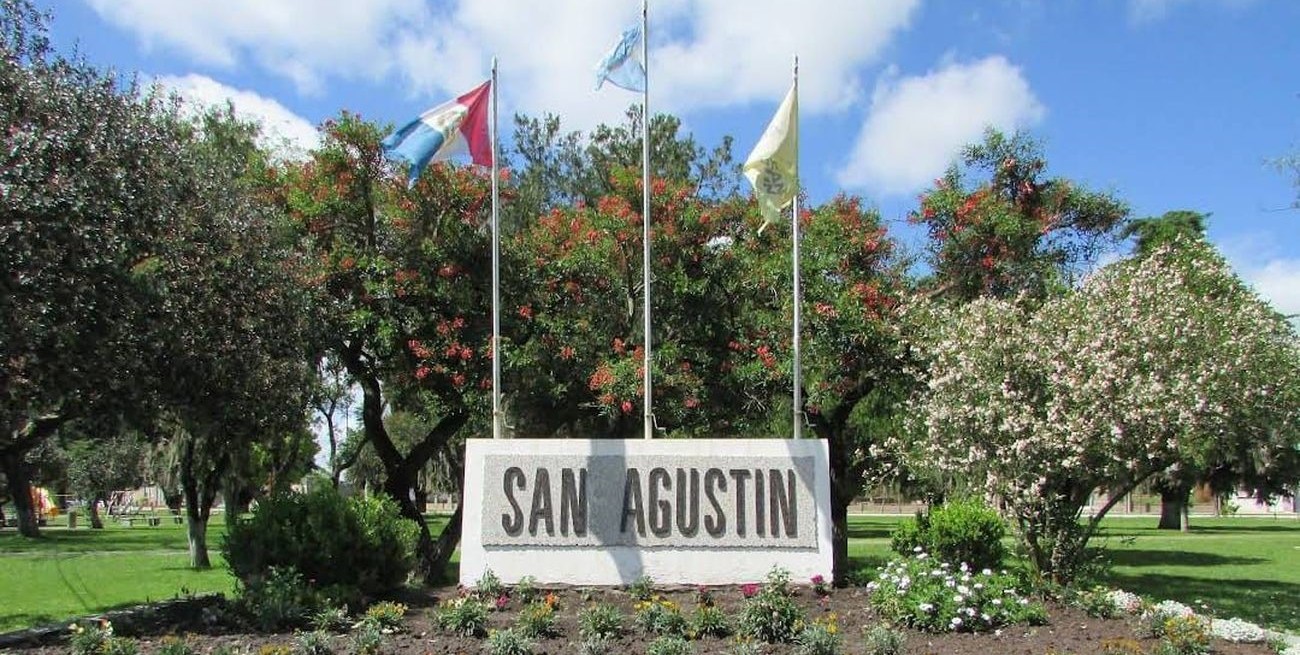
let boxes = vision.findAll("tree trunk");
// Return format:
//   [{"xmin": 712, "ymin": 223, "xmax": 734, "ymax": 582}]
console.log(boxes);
[
  {"xmin": 425, "ymin": 493, "xmax": 464, "ymax": 583},
  {"xmin": 187, "ymin": 513, "xmax": 211, "ymax": 569},
  {"xmin": 1157, "ymin": 486, "xmax": 1190, "ymax": 530},
  {"xmin": 1, "ymin": 451, "xmax": 39, "ymax": 537},
  {"xmin": 89, "ymin": 495, "xmax": 104, "ymax": 529},
  {"xmin": 223, "ymin": 485, "xmax": 240, "ymax": 533}
]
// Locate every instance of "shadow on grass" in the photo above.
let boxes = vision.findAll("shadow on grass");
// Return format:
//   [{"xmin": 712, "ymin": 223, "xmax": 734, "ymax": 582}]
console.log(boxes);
[
  {"xmin": 1105, "ymin": 571, "xmax": 1300, "ymax": 632},
  {"xmin": 1106, "ymin": 549, "xmax": 1267, "ymax": 568}
]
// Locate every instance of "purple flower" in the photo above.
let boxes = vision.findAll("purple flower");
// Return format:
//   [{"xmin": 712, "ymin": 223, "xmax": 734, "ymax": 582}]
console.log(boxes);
[{"xmin": 741, "ymin": 583, "xmax": 760, "ymax": 598}]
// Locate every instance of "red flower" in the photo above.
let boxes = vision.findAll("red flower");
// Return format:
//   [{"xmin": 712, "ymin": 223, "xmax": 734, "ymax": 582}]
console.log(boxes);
[
  {"xmin": 559, "ymin": 345, "xmax": 575, "ymax": 360},
  {"xmin": 415, "ymin": 366, "xmax": 431, "ymax": 380},
  {"xmin": 518, "ymin": 305, "xmax": 534, "ymax": 320},
  {"xmin": 621, "ymin": 400, "xmax": 633, "ymax": 414}
]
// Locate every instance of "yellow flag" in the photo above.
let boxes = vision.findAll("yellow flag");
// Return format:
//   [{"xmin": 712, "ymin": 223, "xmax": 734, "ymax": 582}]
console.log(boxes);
[{"xmin": 743, "ymin": 83, "xmax": 798, "ymax": 231}]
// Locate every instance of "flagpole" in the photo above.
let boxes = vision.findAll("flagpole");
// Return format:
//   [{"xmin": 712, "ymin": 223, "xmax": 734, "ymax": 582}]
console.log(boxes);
[
  {"xmin": 491, "ymin": 57, "xmax": 504, "ymax": 440},
  {"xmin": 791, "ymin": 55, "xmax": 802, "ymax": 440},
  {"xmin": 641, "ymin": 0, "xmax": 654, "ymax": 440}
]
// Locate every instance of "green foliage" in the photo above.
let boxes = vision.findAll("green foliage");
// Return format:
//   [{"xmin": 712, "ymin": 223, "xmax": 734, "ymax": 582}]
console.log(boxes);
[
  {"xmin": 726, "ymin": 636, "xmax": 763, "ymax": 655},
  {"xmin": 689, "ymin": 604, "xmax": 731, "ymax": 639},
  {"xmin": 474, "ymin": 569, "xmax": 505, "ymax": 601},
  {"xmin": 634, "ymin": 598, "xmax": 688, "ymax": 637},
  {"xmin": 292, "ymin": 631, "xmax": 333, "ymax": 655},
  {"xmin": 348, "ymin": 623, "xmax": 383, "ymax": 655},
  {"xmin": 576, "ymin": 636, "xmax": 612, "ymax": 655},
  {"xmin": 309, "ymin": 606, "xmax": 351, "ymax": 633},
  {"xmin": 236, "ymin": 566, "xmax": 318, "ymax": 632},
  {"xmin": 861, "ymin": 625, "xmax": 905, "ymax": 655},
  {"xmin": 102, "ymin": 636, "xmax": 139, "ymax": 655},
  {"xmin": 223, "ymin": 487, "xmax": 419, "ymax": 600},
  {"xmin": 513, "ymin": 576, "xmax": 539, "ymax": 604},
  {"xmin": 577, "ymin": 603, "xmax": 624, "ymax": 641},
  {"xmin": 435, "ymin": 597, "xmax": 489, "ymax": 637},
  {"xmin": 793, "ymin": 616, "xmax": 841, "ymax": 655},
  {"xmin": 645, "ymin": 635, "xmax": 694, "ymax": 655},
  {"xmin": 360, "ymin": 601, "xmax": 406, "ymax": 632},
  {"xmin": 1155, "ymin": 615, "xmax": 1211, "ymax": 655},
  {"xmin": 68, "ymin": 621, "xmax": 114, "ymax": 655},
  {"xmin": 155, "ymin": 636, "xmax": 196, "ymax": 655},
  {"xmin": 737, "ymin": 569, "xmax": 805, "ymax": 643},
  {"xmin": 514, "ymin": 601, "xmax": 558, "ymax": 639},
  {"xmin": 1070, "ymin": 585, "xmax": 1119, "ymax": 619},
  {"xmin": 486, "ymin": 628, "xmax": 535, "ymax": 655},
  {"xmin": 867, "ymin": 554, "xmax": 1046, "ymax": 633},
  {"xmin": 889, "ymin": 499, "xmax": 1006, "ymax": 570},
  {"xmin": 628, "ymin": 574, "xmax": 656, "ymax": 601}
]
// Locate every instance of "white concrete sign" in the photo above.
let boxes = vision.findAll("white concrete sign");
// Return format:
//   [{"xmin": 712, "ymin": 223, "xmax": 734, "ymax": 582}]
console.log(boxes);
[{"xmin": 460, "ymin": 438, "xmax": 833, "ymax": 586}]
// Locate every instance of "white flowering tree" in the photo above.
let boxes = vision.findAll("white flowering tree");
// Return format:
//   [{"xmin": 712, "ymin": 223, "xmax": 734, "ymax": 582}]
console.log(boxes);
[{"xmin": 901, "ymin": 239, "xmax": 1300, "ymax": 583}]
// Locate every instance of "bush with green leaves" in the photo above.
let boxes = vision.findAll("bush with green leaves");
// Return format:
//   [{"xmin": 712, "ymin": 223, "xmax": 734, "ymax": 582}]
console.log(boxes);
[
  {"xmin": 634, "ymin": 598, "xmax": 688, "ymax": 636},
  {"xmin": 861, "ymin": 625, "xmax": 905, "ymax": 655},
  {"xmin": 726, "ymin": 637, "xmax": 762, "ymax": 655},
  {"xmin": 486, "ymin": 628, "xmax": 535, "ymax": 655},
  {"xmin": 435, "ymin": 597, "xmax": 490, "ymax": 637},
  {"xmin": 646, "ymin": 635, "xmax": 693, "ymax": 655},
  {"xmin": 889, "ymin": 499, "xmax": 1006, "ymax": 570},
  {"xmin": 515, "ymin": 601, "xmax": 559, "ymax": 639},
  {"xmin": 156, "ymin": 637, "xmax": 196, "ymax": 655},
  {"xmin": 794, "ymin": 616, "xmax": 841, "ymax": 655},
  {"xmin": 578, "ymin": 603, "xmax": 625, "ymax": 640},
  {"xmin": 628, "ymin": 574, "xmax": 655, "ymax": 601},
  {"xmin": 474, "ymin": 569, "xmax": 506, "ymax": 601},
  {"xmin": 293, "ymin": 630, "xmax": 333, "ymax": 655},
  {"xmin": 223, "ymin": 487, "xmax": 419, "ymax": 600},
  {"xmin": 237, "ymin": 566, "xmax": 319, "ymax": 632},
  {"xmin": 310, "ymin": 606, "xmax": 351, "ymax": 633},
  {"xmin": 1071, "ymin": 585, "xmax": 1119, "ymax": 619},
  {"xmin": 866, "ymin": 554, "xmax": 1046, "ymax": 632},
  {"xmin": 737, "ymin": 568, "xmax": 805, "ymax": 643},
  {"xmin": 70, "ymin": 621, "xmax": 138, "ymax": 655},
  {"xmin": 690, "ymin": 604, "xmax": 731, "ymax": 639},
  {"xmin": 513, "ymin": 576, "xmax": 539, "ymax": 604},
  {"xmin": 103, "ymin": 637, "xmax": 139, "ymax": 655},
  {"xmin": 577, "ymin": 636, "xmax": 611, "ymax": 655},
  {"xmin": 1156, "ymin": 615, "xmax": 1212, "ymax": 655},
  {"xmin": 349, "ymin": 623, "xmax": 383, "ymax": 655},
  {"xmin": 360, "ymin": 601, "xmax": 406, "ymax": 632}
]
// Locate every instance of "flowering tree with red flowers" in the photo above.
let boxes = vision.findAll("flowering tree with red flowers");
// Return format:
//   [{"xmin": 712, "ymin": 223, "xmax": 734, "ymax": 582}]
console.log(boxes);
[
  {"xmin": 912, "ymin": 129, "xmax": 1128, "ymax": 302},
  {"xmin": 278, "ymin": 112, "xmax": 505, "ymax": 580}
]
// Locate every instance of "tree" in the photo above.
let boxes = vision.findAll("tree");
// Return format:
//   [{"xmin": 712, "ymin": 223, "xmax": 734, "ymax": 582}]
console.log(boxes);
[
  {"xmin": 1119, "ymin": 209, "xmax": 1208, "ymax": 257},
  {"xmin": 310, "ymin": 359, "xmax": 358, "ymax": 488},
  {"xmin": 1, "ymin": 0, "xmax": 197, "ymax": 536},
  {"xmin": 280, "ymin": 112, "xmax": 497, "ymax": 581},
  {"xmin": 141, "ymin": 107, "xmax": 318, "ymax": 568},
  {"xmin": 63, "ymin": 431, "xmax": 146, "ymax": 528},
  {"xmin": 903, "ymin": 239, "xmax": 1300, "ymax": 584}
]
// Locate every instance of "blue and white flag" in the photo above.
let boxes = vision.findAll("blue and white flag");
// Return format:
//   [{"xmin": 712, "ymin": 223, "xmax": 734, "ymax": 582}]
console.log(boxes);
[
  {"xmin": 382, "ymin": 80, "xmax": 493, "ymax": 187},
  {"xmin": 594, "ymin": 25, "xmax": 646, "ymax": 92}
]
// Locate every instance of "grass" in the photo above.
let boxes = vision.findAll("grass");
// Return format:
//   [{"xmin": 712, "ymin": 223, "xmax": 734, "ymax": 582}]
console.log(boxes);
[{"xmin": 2, "ymin": 512, "xmax": 1297, "ymax": 634}]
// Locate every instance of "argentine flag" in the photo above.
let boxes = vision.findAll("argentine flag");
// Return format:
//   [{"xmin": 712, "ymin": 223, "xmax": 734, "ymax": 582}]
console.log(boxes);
[
  {"xmin": 595, "ymin": 25, "xmax": 646, "ymax": 92},
  {"xmin": 383, "ymin": 80, "xmax": 493, "ymax": 186}
]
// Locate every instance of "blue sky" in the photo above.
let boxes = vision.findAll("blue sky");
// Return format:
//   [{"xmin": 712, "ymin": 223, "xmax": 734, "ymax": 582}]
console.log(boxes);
[{"xmin": 37, "ymin": 0, "xmax": 1300, "ymax": 317}]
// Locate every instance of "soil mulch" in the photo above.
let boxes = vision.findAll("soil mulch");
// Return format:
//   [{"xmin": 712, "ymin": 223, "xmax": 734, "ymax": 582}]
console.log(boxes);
[{"xmin": 3, "ymin": 584, "xmax": 1278, "ymax": 655}]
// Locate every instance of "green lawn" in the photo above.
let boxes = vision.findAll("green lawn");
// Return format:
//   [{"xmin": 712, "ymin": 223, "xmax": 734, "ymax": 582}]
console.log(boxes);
[{"xmin": 2, "ymin": 514, "xmax": 1297, "ymax": 634}]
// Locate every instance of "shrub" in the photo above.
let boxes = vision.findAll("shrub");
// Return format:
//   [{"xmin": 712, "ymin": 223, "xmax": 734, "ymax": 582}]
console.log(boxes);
[
  {"xmin": 578, "ymin": 604, "xmax": 624, "ymax": 640},
  {"xmin": 727, "ymin": 636, "xmax": 763, "ymax": 655},
  {"xmin": 1072, "ymin": 585, "xmax": 1119, "ymax": 619},
  {"xmin": 690, "ymin": 604, "xmax": 731, "ymax": 639},
  {"xmin": 69, "ymin": 621, "xmax": 113, "ymax": 655},
  {"xmin": 349, "ymin": 623, "xmax": 383, "ymax": 655},
  {"xmin": 889, "ymin": 499, "xmax": 1006, "ymax": 570},
  {"xmin": 793, "ymin": 615, "xmax": 840, "ymax": 655},
  {"xmin": 628, "ymin": 574, "xmax": 655, "ymax": 601},
  {"xmin": 360, "ymin": 601, "xmax": 406, "ymax": 632},
  {"xmin": 737, "ymin": 568, "xmax": 805, "ymax": 643},
  {"xmin": 223, "ymin": 487, "xmax": 419, "ymax": 601},
  {"xmin": 102, "ymin": 637, "xmax": 139, "ymax": 655},
  {"xmin": 157, "ymin": 636, "xmax": 196, "ymax": 655},
  {"xmin": 237, "ymin": 566, "xmax": 318, "ymax": 632},
  {"xmin": 861, "ymin": 625, "xmax": 905, "ymax": 655},
  {"xmin": 577, "ymin": 636, "xmax": 611, "ymax": 655},
  {"xmin": 293, "ymin": 631, "xmax": 333, "ymax": 655},
  {"xmin": 646, "ymin": 635, "xmax": 693, "ymax": 655},
  {"xmin": 435, "ymin": 597, "xmax": 489, "ymax": 637},
  {"xmin": 486, "ymin": 628, "xmax": 534, "ymax": 655},
  {"xmin": 866, "ymin": 554, "xmax": 1046, "ymax": 633},
  {"xmin": 1137, "ymin": 602, "xmax": 1195, "ymax": 639},
  {"xmin": 513, "ymin": 576, "xmax": 539, "ymax": 604},
  {"xmin": 310, "ymin": 606, "xmax": 351, "ymax": 633},
  {"xmin": 474, "ymin": 569, "xmax": 506, "ymax": 601},
  {"xmin": 1155, "ymin": 615, "xmax": 1211, "ymax": 655},
  {"xmin": 635, "ymin": 598, "xmax": 688, "ymax": 637},
  {"xmin": 515, "ymin": 601, "xmax": 559, "ymax": 639}
]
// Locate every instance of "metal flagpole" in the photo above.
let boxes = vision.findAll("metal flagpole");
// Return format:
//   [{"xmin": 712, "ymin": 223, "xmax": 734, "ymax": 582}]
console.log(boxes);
[
  {"xmin": 791, "ymin": 55, "xmax": 802, "ymax": 440},
  {"xmin": 491, "ymin": 57, "xmax": 503, "ymax": 440},
  {"xmin": 641, "ymin": 0, "xmax": 654, "ymax": 440}
]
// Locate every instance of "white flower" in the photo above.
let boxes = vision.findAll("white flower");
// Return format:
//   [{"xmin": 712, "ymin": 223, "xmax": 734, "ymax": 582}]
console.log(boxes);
[
  {"xmin": 917, "ymin": 553, "xmax": 929, "ymax": 560},
  {"xmin": 959, "ymin": 562, "xmax": 969, "ymax": 572},
  {"xmin": 919, "ymin": 603, "xmax": 934, "ymax": 613},
  {"xmin": 965, "ymin": 607, "xmax": 976, "ymax": 617},
  {"xmin": 913, "ymin": 545, "xmax": 924, "ymax": 553},
  {"xmin": 957, "ymin": 585, "xmax": 970, "ymax": 595},
  {"xmin": 973, "ymin": 583, "xmax": 984, "ymax": 590},
  {"xmin": 945, "ymin": 580, "xmax": 956, "ymax": 588},
  {"xmin": 1210, "ymin": 617, "xmax": 1268, "ymax": 644},
  {"xmin": 981, "ymin": 568, "xmax": 993, "ymax": 576},
  {"xmin": 981, "ymin": 613, "xmax": 991, "ymax": 622},
  {"xmin": 950, "ymin": 617, "xmax": 963, "ymax": 628},
  {"xmin": 953, "ymin": 594, "xmax": 964, "ymax": 603},
  {"xmin": 991, "ymin": 598, "xmax": 1002, "ymax": 606}
]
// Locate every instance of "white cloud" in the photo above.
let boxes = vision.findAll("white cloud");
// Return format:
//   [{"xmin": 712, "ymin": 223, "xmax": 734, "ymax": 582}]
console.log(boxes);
[
  {"xmin": 87, "ymin": 0, "xmax": 920, "ymax": 130},
  {"xmin": 1244, "ymin": 259, "xmax": 1300, "ymax": 320},
  {"xmin": 836, "ymin": 55, "xmax": 1045, "ymax": 196},
  {"xmin": 1127, "ymin": 0, "xmax": 1257, "ymax": 24},
  {"xmin": 153, "ymin": 74, "xmax": 320, "ymax": 156}
]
